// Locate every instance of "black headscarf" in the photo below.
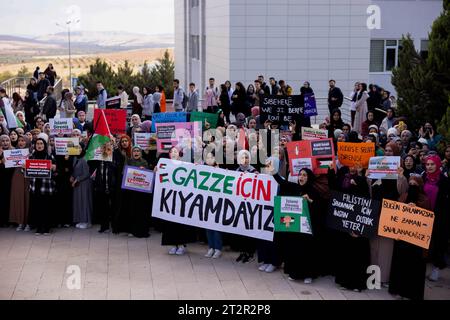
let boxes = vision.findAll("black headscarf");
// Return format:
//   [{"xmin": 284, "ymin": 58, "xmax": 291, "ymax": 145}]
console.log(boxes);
[
  {"xmin": 297, "ymin": 168, "xmax": 315, "ymax": 195},
  {"xmin": 32, "ymin": 138, "xmax": 49, "ymax": 159}
]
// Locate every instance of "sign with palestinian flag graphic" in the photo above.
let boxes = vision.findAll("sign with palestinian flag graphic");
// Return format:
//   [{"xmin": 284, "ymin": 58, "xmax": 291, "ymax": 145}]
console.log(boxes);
[
  {"xmin": 85, "ymin": 109, "xmax": 113, "ymax": 162},
  {"xmin": 274, "ymin": 196, "xmax": 312, "ymax": 234}
]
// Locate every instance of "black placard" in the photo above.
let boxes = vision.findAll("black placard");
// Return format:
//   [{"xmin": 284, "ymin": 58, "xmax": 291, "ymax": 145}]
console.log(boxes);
[{"xmin": 260, "ymin": 95, "xmax": 303, "ymax": 124}]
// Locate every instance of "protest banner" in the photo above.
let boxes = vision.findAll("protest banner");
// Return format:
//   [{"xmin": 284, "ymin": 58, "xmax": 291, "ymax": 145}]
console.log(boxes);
[
  {"xmin": 152, "ymin": 158, "xmax": 278, "ymax": 241},
  {"xmin": 301, "ymin": 127, "xmax": 328, "ymax": 140},
  {"xmin": 151, "ymin": 112, "xmax": 188, "ymax": 132},
  {"xmin": 190, "ymin": 112, "xmax": 219, "ymax": 129},
  {"xmin": 274, "ymin": 196, "xmax": 312, "ymax": 234},
  {"xmin": 291, "ymin": 158, "xmax": 313, "ymax": 174},
  {"xmin": 121, "ymin": 166, "xmax": 155, "ymax": 194},
  {"xmin": 155, "ymin": 122, "xmax": 202, "ymax": 154},
  {"xmin": 3, "ymin": 149, "xmax": 29, "ymax": 168},
  {"xmin": 286, "ymin": 138, "xmax": 334, "ymax": 175},
  {"xmin": 368, "ymin": 156, "xmax": 401, "ymax": 180},
  {"xmin": 55, "ymin": 137, "xmax": 81, "ymax": 156},
  {"xmin": 134, "ymin": 133, "xmax": 157, "ymax": 151},
  {"xmin": 260, "ymin": 95, "xmax": 303, "ymax": 124},
  {"xmin": 378, "ymin": 199, "xmax": 435, "ymax": 249},
  {"xmin": 105, "ymin": 96, "xmax": 121, "ymax": 109},
  {"xmin": 303, "ymin": 93, "xmax": 318, "ymax": 117},
  {"xmin": 94, "ymin": 109, "xmax": 127, "ymax": 135},
  {"xmin": 50, "ymin": 118, "xmax": 73, "ymax": 135},
  {"xmin": 327, "ymin": 191, "xmax": 381, "ymax": 238},
  {"xmin": 337, "ymin": 142, "xmax": 375, "ymax": 168},
  {"xmin": 2, "ymin": 100, "xmax": 17, "ymax": 129},
  {"xmin": 25, "ymin": 159, "xmax": 52, "ymax": 178}
]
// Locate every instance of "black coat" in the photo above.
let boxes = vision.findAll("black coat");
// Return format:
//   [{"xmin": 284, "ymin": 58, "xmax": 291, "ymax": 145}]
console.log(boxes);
[
  {"xmin": 37, "ymin": 79, "xmax": 50, "ymax": 101},
  {"xmin": 42, "ymin": 95, "xmax": 57, "ymax": 120},
  {"xmin": 328, "ymin": 87, "xmax": 344, "ymax": 110}
]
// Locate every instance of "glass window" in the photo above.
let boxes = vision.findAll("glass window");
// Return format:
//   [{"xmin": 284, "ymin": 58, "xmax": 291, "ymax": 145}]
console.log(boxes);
[
  {"xmin": 190, "ymin": 35, "xmax": 200, "ymax": 60},
  {"xmin": 386, "ymin": 48, "xmax": 396, "ymax": 71},
  {"xmin": 370, "ymin": 40, "xmax": 384, "ymax": 72}
]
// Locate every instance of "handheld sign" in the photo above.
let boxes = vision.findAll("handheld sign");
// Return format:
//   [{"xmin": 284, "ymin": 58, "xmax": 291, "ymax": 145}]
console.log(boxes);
[
  {"xmin": 327, "ymin": 191, "xmax": 381, "ymax": 238},
  {"xmin": 50, "ymin": 118, "xmax": 73, "ymax": 135},
  {"xmin": 25, "ymin": 159, "xmax": 52, "ymax": 179},
  {"xmin": 105, "ymin": 96, "xmax": 121, "ymax": 109},
  {"xmin": 287, "ymin": 138, "xmax": 335, "ymax": 175},
  {"xmin": 303, "ymin": 93, "xmax": 318, "ymax": 117},
  {"xmin": 152, "ymin": 158, "xmax": 277, "ymax": 241},
  {"xmin": 94, "ymin": 109, "xmax": 127, "ymax": 135},
  {"xmin": 55, "ymin": 137, "xmax": 81, "ymax": 156},
  {"xmin": 368, "ymin": 156, "xmax": 401, "ymax": 180},
  {"xmin": 3, "ymin": 149, "xmax": 29, "ymax": 168},
  {"xmin": 190, "ymin": 112, "xmax": 219, "ymax": 129},
  {"xmin": 274, "ymin": 196, "xmax": 312, "ymax": 234},
  {"xmin": 337, "ymin": 142, "xmax": 375, "ymax": 168},
  {"xmin": 260, "ymin": 95, "xmax": 303, "ymax": 124},
  {"xmin": 301, "ymin": 127, "xmax": 328, "ymax": 140},
  {"xmin": 134, "ymin": 133, "xmax": 157, "ymax": 151},
  {"xmin": 378, "ymin": 199, "xmax": 435, "ymax": 249},
  {"xmin": 155, "ymin": 122, "xmax": 202, "ymax": 154},
  {"xmin": 121, "ymin": 166, "xmax": 154, "ymax": 194},
  {"xmin": 151, "ymin": 112, "xmax": 188, "ymax": 132}
]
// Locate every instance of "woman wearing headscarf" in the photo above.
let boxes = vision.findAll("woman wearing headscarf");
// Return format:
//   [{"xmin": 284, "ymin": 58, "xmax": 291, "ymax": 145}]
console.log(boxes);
[
  {"xmin": 389, "ymin": 175, "xmax": 431, "ymax": 300},
  {"xmin": 15, "ymin": 111, "xmax": 31, "ymax": 132},
  {"xmin": 132, "ymin": 87, "xmax": 143, "ymax": 118},
  {"xmin": 354, "ymin": 83, "xmax": 369, "ymax": 135},
  {"xmin": 123, "ymin": 145, "xmax": 151, "ymax": 238},
  {"xmin": 361, "ymin": 111, "xmax": 377, "ymax": 138},
  {"xmin": 28, "ymin": 138, "xmax": 57, "ymax": 234},
  {"xmin": 74, "ymin": 86, "xmax": 88, "ymax": 114},
  {"xmin": 403, "ymin": 155, "xmax": 423, "ymax": 180},
  {"xmin": 9, "ymin": 135, "xmax": 31, "ymax": 231},
  {"xmin": 9, "ymin": 129, "xmax": 19, "ymax": 148},
  {"xmin": 59, "ymin": 92, "xmax": 76, "ymax": 119},
  {"xmin": 160, "ymin": 147, "xmax": 197, "ymax": 254},
  {"xmin": 24, "ymin": 89, "xmax": 38, "ymax": 125},
  {"xmin": 380, "ymin": 108, "xmax": 396, "ymax": 135},
  {"xmin": 326, "ymin": 109, "xmax": 344, "ymax": 139},
  {"xmin": 423, "ymin": 155, "xmax": 450, "ymax": 282},
  {"xmin": 112, "ymin": 135, "xmax": 132, "ymax": 234},
  {"xmin": 0, "ymin": 135, "xmax": 15, "ymax": 226},
  {"xmin": 54, "ymin": 148, "xmax": 74, "ymax": 228},
  {"xmin": 328, "ymin": 162, "xmax": 371, "ymax": 291},
  {"xmin": 127, "ymin": 114, "xmax": 142, "ymax": 140},
  {"xmin": 369, "ymin": 142, "xmax": 408, "ymax": 287}
]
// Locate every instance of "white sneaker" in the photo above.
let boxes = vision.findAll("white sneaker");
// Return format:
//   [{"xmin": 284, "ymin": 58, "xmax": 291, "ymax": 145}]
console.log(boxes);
[
  {"xmin": 212, "ymin": 250, "xmax": 222, "ymax": 259},
  {"xmin": 288, "ymin": 276, "xmax": 295, "ymax": 281},
  {"xmin": 304, "ymin": 278, "xmax": 313, "ymax": 284},
  {"xmin": 24, "ymin": 225, "xmax": 31, "ymax": 232},
  {"xmin": 428, "ymin": 267, "xmax": 440, "ymax": 282},
  {"xmin": 205, "ymin": 248, "xmax": 215, "ymax": 258},
  {"xmin": 264, "ymin": 264, "xmax": 277, "ymax": 273},
  {"xmin": 168, "ymin": 247, "xmax": 178, "ymax": 255},
  {"xmin": 176, "ymin": 246, "xmax": 186, "ymax": 255},
  {"xmin": 75, "ymin": 223, "xmax": 82, "ymax": 228},
  {"xmin": 259, "ymin": 264, "xmax": 270, "ymax": 271},
  {"xmin": 78, "ymin": 223, "xmax": 87, "ymax": 229},
  {"xmin": 16, "ymin": 224, "xmax": 24, "ymax": 231}
]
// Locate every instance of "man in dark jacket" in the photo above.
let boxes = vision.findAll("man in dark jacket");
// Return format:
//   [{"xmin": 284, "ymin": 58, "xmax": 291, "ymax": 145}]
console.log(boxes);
[
  {"xmin": 269, "ymin": 77, "xmax": 280, "ymax": 95},
  {"xmin": 37, "ymin": 72, "xmax": 50, "ymax": 101},
  {"xmin": 258, "ymin": 75, "xmax": 271, "ymax": 96},
  {"xmin": 327, "ymin": 79, "xmax": 343, "ymax": 114},
  {"xmin": 42, "ymin": 86, "xmax": 57, "ymax": 120},
  {"xmin": 33, "ymin": 66, "xmax": 40, "ymax": 80}
]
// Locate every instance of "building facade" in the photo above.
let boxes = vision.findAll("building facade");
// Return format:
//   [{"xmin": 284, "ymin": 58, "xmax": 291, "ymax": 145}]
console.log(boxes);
[{"xmin": 175, "ymin": 0, "xmax": 443, "ymax": 120}]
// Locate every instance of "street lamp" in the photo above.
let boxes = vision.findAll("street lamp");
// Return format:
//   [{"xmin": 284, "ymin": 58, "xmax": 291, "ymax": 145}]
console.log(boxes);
[{"xmin": 56, "ymin": 19, "xmax": 80, "ymax": 90}]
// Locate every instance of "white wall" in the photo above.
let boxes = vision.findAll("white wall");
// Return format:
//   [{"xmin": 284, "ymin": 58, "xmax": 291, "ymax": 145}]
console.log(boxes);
[
  {"xmin": 369, "ymin": 0, "xmax": 443, "ymax": 95},
  {"xmin": 175, "ymin": 0, "xmax": 187, "ymax": 89}
]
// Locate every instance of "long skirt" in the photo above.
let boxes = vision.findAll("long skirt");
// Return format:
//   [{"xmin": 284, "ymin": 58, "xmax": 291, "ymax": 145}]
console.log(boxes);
[
  {"xmin": 370, "ymin": 236, "xmax": 394, "ymax": 283},
  {"xmin": 9, "ymin": 168, "xmax": 29, "ymax": 225}
]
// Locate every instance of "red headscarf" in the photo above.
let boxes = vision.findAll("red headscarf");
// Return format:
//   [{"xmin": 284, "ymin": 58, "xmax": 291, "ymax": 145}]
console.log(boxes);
[
  {"xmin": 118, "ymin": 134, "xmax": 132, "ymax": 158},
  {"xmin": 425, "ymin": 154, "xmax": 442, "ymax": 183}
]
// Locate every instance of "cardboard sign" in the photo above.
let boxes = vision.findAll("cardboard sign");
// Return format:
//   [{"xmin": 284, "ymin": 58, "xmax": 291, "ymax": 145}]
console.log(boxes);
[
  {"xmin": 3, "ymin": 149, "xmax": 29, "ymax": 168},
  {"xmin": 368, "ymin": 156, "xmax": 401, "ymax": 180},
  {"xmin": 155, "ymin": 122, "xmax": 202, "ymax": 154},
  {"xmin": 152, "ymin": 158, "xmax": 277, "ymax": 241},
  {"xmin": 274, "ymin": 196, "xmax": 312, "ymax": 234},
  {"xmin": 378, "ymin": 199, "xmax": 435, "ymax": 249},
  {"xmin": 303, "ymin": 93, "xmax": 318, "ymax": 117},
  {"xmin": 260, "ymin": 95, "xmax": 303, "ymax": 124},
  {"xmin": 301, "ymin": 127, "xmax": 328, "ymax": 140},
  {"xmin": 105, "ymin": 96, "xmax": 121, "ymax": 109},
  {"xmin": 94, "ymin": 109, "xmax": 127, "ymax": 135},
  {"xmin": 121, "ymin": 166, "xmax": 154, "ymax": 194},
  {"xmin": 291, "ymin": 158, "xmax": 313, "ymax": 174},
  {"xmin": 55, "ymin": 137, "xmax": 81, "ymax": 156},
  {"xmin": 151, "ymin": 112, "xmax": 188, "ymax": 132},
  {"xmin": 327, "ymin": 191, "xmax": 381, "ymax": 238},
  {"xmin": 190, "ymin": 112, "xmax": 219, "ymax": 129},
  {"xmin": 25, "ymin": 159, "xmax": 52, "ymax": 178},
  {"xmin": 134, "ymin": 133, "xmax": 157, "ymax": 151},
  {"xmin": 286, "ymin": 138, "xmax": 335, "ymax": 175},
  {"xmin": 337, "ymin": 142, "xmax": 375, "ymax": 168},
  {"xmin": 50, "ymin": 118, "xmax": 73, "ymax": 135}
]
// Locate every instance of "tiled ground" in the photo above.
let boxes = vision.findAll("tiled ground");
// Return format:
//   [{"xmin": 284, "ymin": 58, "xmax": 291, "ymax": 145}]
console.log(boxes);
[{"xmin": 0, "ymin": 227, "xmax": 449, "ymax": 300}]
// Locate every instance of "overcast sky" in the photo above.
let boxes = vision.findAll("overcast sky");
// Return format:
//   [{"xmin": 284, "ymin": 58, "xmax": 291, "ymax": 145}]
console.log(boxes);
[{"xmin": 1, "ymin": 0, "xmax": 174, "ymax": 37}]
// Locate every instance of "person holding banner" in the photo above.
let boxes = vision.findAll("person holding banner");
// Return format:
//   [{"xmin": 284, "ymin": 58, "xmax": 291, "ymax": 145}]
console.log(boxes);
[
  {"xmin": 369, "ymin": 142, "xmax": 408, "ymax": 286},
  {"xmin": 423, "ymin": 155, "xmax": 450, "ymax": 282},
  {"xmin": 0, "ymin": 135, "xmax": 15, "ymax": 226},
  {"xmin": 328, "ymin": 163, "xmax": 371, "ymax": 292},
  {"xmin": 389, "ymin": 175, "xmax": 431, "ymax": 300},
  {"xmin": 9, "ymin": 135, "xmax": 31, "ymax": 231},
  {"xmin": 28, "ymin": 138, "xmax": 56, "ymax": 235},
  {"xmin": 124, "ymin": 146, "xmax": 151, "ymax": 238}
]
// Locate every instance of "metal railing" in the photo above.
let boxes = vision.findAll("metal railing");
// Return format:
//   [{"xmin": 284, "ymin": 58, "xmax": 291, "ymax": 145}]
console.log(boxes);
[{"xmin": 0, "ymin": 77, "xmax": 31, "ymax": 97}]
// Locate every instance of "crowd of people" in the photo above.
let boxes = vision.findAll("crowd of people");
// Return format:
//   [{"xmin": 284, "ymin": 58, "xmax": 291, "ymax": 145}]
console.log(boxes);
[{"xmin": 0, "ymin": 74, "xmax": 449, "ymax": 301}]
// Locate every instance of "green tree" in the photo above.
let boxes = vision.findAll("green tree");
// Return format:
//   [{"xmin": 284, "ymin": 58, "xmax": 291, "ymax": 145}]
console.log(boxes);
[
  {"xmin": 17, "ymin": 66, "xmax": 31, "ymax": 78},
  {"xmin": 152, "ymin": 50, "xmax": 175, "ymax": 98},
  {"xmin": 78, "ymin": 58, "xmax": 116, "ymax": 99},
  {"xmin": 0, "ymin": 71, "xmax": 14, "ymax": 83},
  {"xmin": 116, "ymin": 60, "xmax": 136, "ymax": 98}
]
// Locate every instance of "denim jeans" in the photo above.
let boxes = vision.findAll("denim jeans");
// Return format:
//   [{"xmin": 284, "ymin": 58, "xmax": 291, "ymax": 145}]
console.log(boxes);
[{"xmin": 206, "ymin": 230, "xmax": 223, "ymax": 250}]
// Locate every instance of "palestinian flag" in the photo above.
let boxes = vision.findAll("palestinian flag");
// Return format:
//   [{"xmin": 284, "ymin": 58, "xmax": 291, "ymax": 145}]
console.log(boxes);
[{"xmin": 85, "ymin": 109, "xmax": 111, "ymax": 161}]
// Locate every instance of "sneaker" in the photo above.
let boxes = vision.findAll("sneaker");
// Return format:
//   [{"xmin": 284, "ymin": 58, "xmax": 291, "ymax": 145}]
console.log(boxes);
[
  {"xmin": 176, "ymin": 246, "xmax": 186, "ymax": 255},
  {"xmin": 35, "ymin": 232, "xmax": 41, "ymax": 236},
  {"xmin": 353, "ymin": 289, "xmax": 362, "ymax": 293},
  {"xmin": 264, "ymin": 264, "xmax": 277, "ymax": 273},
  {"xmin": 428, "ymin": 267, "xmax": 440, "ymax": 282},
  {"xmin": 205, "ymin": 248, "xmax": 215, "ymax": 258},
  {"xmin": 63, "ymin": 224, "xmax": 71, "ymax": 228},
  {"xmin": 242, "ymin": 253, "xmax": 255, "ymax": 264},
  {"xmin": 43, "ymin": 233, "xmax": 50, "ymax": 236},
  {"xmin": 304, "ymin": 278, "xmax": 313, "ymax": 284},
  {"xmin": 75, "ymin": 223, "xmax": 82, "ymax": 229},
  {"xmin": 259, "ymin": 264, "xmax": 270, "ymax": 271},
  {"xmin": 128, "ymin": 233, "xmax": 134, "ymax": 237},
  {"xmin": 168, "ymin": 247, "xmax": 178, "ymax": 255},
  {"xmin": 381, "ymin": 282, "xmax": 389, "ymax": 288},
  {"xmin": 16, "ymin": 224, "xmax": 24, "ymax": 231},
  {"xmin": 236, "ymin": 253, "xmax": 245, "ymax": 262},
  {"xmin": 212, "ymin": 250, "xmax": 222, "ymax": 259},
  {"xmin": 24, "ymin": 225, "xmax": 31, "ymax": 232},
  {"xmin": 288, "ymin": 276, "xmax": 296, "ymax": 281}
]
